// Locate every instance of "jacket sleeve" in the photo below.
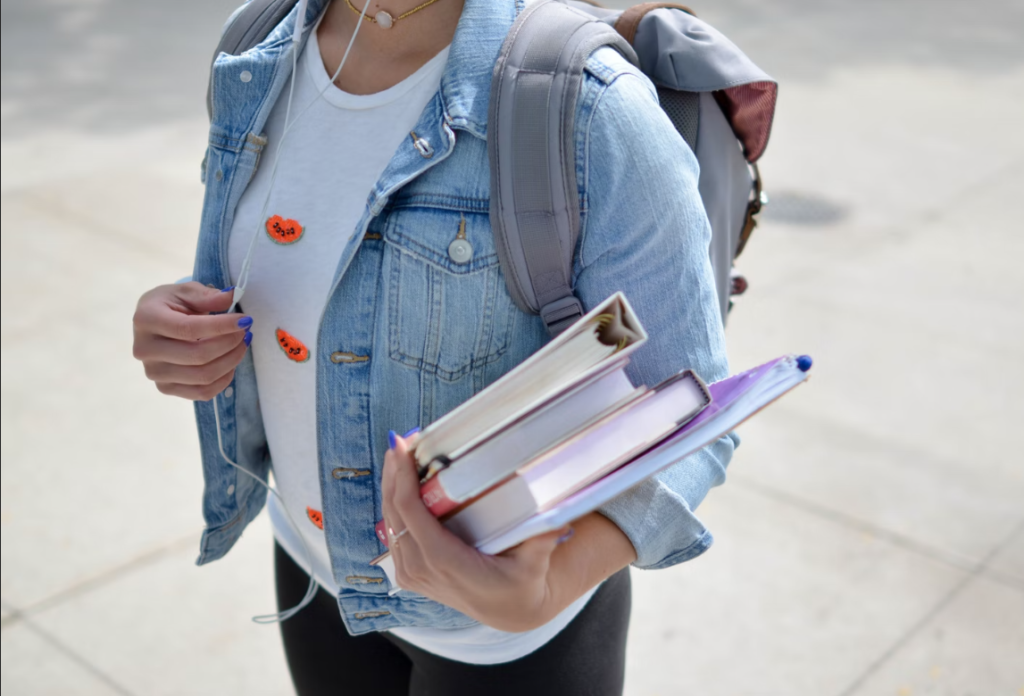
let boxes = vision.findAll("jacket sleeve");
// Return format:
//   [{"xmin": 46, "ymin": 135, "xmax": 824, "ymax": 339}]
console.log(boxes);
[{"xmin": 573, "ymin": 51, "xmax": 738, "ymax": 570}]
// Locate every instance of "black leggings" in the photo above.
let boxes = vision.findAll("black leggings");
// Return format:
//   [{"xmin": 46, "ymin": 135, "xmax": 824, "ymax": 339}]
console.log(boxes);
[{"xmin": 274, "ymin": 543, "xmax": 631, "ymax": 696}]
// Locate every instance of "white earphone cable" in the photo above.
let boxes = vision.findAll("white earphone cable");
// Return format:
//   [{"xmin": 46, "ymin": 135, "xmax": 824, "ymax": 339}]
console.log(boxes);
[
  {"xmin": 231, "ymin": 0, "xmax": 371, "ymax": 312},
  {"xmin": 217, "ymin": 0, "xmax": 373, "ymax": 623}
]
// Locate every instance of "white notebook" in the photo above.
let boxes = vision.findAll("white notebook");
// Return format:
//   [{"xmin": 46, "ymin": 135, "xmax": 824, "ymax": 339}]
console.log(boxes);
[
  {"xmin": 420, "ymin": 362, "xmax": 640, "ymax": 516},
  {"xmin": 412, "ymin": 293, "xmax": 647, "ymax": 473}
]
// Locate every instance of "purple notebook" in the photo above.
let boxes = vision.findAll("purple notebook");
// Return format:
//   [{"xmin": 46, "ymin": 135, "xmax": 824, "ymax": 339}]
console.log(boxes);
[{"xmin": 475, "ymin": 354, "xmax": 812, "ymax": 555}]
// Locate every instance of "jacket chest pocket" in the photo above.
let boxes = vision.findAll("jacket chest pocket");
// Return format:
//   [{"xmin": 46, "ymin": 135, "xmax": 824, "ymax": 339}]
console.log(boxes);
[{"xmin": 384, "ymin": 204, "xmax": 517, "ymax": 382}]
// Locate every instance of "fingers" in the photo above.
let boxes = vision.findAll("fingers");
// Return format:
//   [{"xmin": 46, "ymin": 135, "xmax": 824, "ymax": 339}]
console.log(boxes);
[
  {"xmin": 135, "ymin": 328, "xmax": 248, "ymax": 365},
  {"xmin": 143, "ymin": 307, "xmax": 250, "ymax": 342},
  {"xmin": 381, "ymin": 433, "xmax": 406, "ymax": 545},
  {"xmin": 134, "ymin": 283, "xmax": 250, "ymax": 342},
  {"xmin": 143, "ymin": 339, "xmax": 248, "ymax": 385},
  {"xmin": 382, "ymin": 435, "xmax": 426, "ymax": 590},
  {"xmin": 388, "ymin": 434, "xmax": 469, "ymax": 566},
  {"xmin": 170, "ymin": 282, "xmax": 237, "ymax": 315},
  {"xmin": 155, "ymin": 369, "xmax": 235, "ymax": 402}
]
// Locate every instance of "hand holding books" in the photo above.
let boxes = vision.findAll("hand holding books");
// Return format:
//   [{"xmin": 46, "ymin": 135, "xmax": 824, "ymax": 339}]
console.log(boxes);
[
  {"xmin": 373, "ymin": 292, "xmax": 813, "ymax": 591},
  {"xmin": 380, "ymin": 431, "xmax": 630, "ymax": 633}
]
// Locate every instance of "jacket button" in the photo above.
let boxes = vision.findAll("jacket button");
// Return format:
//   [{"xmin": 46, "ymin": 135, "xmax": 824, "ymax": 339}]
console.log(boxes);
[
  {"xmin": 239, "ymin": 70, "xmax": 253, "ymax": 83},
  {"xmin": 448, "ymin": 238, "xmax": 473, "ymax": 264},
  {"xmin": 346, "ymin": 575, "xmax": 384, "ymax": 585},
  {"xmin": 410, "ymin": 131, "xmax": 433, "ymax": 158},
  {"xmin": 330, "ymin": 351, "xmax": 369, "ymax": 364},
  {"xmin": 332, "ymin": 467, "xmax": 371, "ymax": 479}
]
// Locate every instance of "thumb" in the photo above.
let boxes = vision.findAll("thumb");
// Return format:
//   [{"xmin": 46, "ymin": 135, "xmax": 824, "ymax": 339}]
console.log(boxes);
[
  {"xmin": 174, "ymin": 282, "xmax": 237, "ymax": 315},
  {"xmin": 502, "ymin": 526, "xmax": 569, "ymax": 571}
]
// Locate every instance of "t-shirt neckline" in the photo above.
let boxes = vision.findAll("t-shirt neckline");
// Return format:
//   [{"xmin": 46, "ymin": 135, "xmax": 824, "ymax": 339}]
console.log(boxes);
[{"xmin": 305, "ymin": 28, "xmax": 450, "ymax": 111}]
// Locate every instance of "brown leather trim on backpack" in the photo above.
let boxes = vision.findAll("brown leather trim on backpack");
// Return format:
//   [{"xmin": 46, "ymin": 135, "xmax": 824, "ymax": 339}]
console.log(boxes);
[
  {"xmin": 613, "ymin": 2, "xmax": 695, "ymax": 44},
  {"xmin": 735, "ymin": 163, "xmax": 763, "ymax": 257}
]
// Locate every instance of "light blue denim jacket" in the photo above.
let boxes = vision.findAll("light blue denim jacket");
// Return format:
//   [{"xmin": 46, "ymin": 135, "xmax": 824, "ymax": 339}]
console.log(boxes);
[{"xmin": 193, "ymin": 0, "xmax": 736, "ymax": 635}]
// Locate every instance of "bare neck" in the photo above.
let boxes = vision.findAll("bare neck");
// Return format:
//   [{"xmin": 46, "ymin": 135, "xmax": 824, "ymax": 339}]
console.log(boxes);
[{"xmin": 317, "ymin": 0, "xmax": 464, "ymax": 95}]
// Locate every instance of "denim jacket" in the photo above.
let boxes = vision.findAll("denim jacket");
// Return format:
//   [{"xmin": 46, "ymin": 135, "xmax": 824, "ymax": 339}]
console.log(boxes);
[{"xmin": 193, "ymin": 0, "xmax": 736, "ymax": 635}]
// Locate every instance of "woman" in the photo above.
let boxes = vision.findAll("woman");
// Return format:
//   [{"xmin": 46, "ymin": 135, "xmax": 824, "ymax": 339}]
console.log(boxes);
[{"xmin": 131, "ymin": 0, "xmax": 735, "ymax": 693}]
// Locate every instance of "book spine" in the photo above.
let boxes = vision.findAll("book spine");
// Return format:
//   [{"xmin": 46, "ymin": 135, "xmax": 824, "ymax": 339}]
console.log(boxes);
[{"xmin": 420, "ymin": 475, "xmax": 459, "ymax": 517}]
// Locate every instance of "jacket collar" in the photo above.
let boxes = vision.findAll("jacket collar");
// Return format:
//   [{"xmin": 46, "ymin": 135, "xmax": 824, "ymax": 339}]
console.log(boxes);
[{"xmin": 439, "ymin": 0, "xmax": 522, "ymax": 138}]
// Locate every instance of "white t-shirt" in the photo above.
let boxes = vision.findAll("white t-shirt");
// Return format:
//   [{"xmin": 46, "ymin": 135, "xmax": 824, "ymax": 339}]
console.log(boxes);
[{"xmin": 228, "ymin": 27, "xmax": 594, "ymax": 665}]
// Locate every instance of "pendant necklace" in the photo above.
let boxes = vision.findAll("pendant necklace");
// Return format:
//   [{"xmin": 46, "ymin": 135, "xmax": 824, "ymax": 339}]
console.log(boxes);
[{"xmin": 345, "ymin": 0, "xmax": 443, "ymax": 29}]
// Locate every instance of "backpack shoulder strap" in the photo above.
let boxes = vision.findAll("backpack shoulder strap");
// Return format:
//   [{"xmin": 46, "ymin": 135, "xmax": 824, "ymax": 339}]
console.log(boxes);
[
  {"xmin": 488, "ymin": 0, "xmax": 638, "ymax": 336},
  {"xmin": 207, "ymin": 0, "xmax": 299, "ymax": 119}
]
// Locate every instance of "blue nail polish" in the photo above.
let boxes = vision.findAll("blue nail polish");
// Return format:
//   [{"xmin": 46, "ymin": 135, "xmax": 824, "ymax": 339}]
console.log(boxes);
[
  {"xmin": 796, "ymin": 355, "xmax": 813, "ymax": 372},
  {"xmin": 237, "ymin": 316, "xmax": 253, "ymax": 329},
  {"xmin": 244, "ymin": 331, "xmax": 253, "ymax": 347},
  {"xmin": 557, "ymin": 528, "xmax": 575, "ymax": 545},
  {"xmin": 388, "ymin": 430, "xmax": 397, "ymax": 450},
  {"xmin": 403, "ymin": 426, "xmax": 420, "ymax": 438},
  {"xmin": 220, "ymin": 286, "xmax": 235, "ymax": 293}
]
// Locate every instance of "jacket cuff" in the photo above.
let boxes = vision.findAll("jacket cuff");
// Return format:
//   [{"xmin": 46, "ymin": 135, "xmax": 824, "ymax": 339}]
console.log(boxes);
[
  {"xmin": 596, "ymin": 434, "xmax": 736, "ymax": 569},
  {"xmin": 597, "ymin": 476, "xmax": 713, "ymax": 569}
]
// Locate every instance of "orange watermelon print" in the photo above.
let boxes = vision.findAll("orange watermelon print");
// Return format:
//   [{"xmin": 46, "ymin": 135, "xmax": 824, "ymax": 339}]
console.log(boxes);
[
  {"xmin": 276, "ymin": 328, "xmax": 310, "ymax": 362},
  {"xmin": 266, "ymin": 215, "xmax": 304, "ymax": 244},
  {"xmin": 306, "ymin": 507, "xmax": 324, "ymax": 530}
]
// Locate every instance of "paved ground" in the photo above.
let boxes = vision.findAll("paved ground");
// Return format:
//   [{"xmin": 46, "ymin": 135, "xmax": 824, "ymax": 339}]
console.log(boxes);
[{"xmin": 2, "ymin": 1, "xmax": 1023, "ymax": 694}]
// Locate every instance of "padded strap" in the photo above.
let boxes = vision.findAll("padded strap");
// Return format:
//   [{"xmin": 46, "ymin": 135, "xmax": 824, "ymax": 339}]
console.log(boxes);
[
  {"xmin": 207, "ymin": 0, "xmax": 298, "ymax": 119},
  {"xmin": 489, "ymin": 0, "xmax": 638, "ymax": 335}
]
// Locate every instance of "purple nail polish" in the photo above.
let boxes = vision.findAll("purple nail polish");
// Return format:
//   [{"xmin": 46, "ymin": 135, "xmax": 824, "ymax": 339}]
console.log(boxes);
[
  {"xmin": 557, "ymin": 528, "xmax": 575, "ymax": 545},
  {"xmin": 220, "ymin": 286, "xmax": 235, "ymax": 293},
  {"xmin": 244, "ymin": 331, "xmax": 253, "ymax": 347},
  {"xmin": 388, "ymin": 430, "xmax": 397, "ymax": 450},
  {"xmin": 403, "ymin": 426, "xmax": 420, "ymax": 438},
  {"xmin": 237, "ymin": 316, "xmax": 253, "ymax": 329}
]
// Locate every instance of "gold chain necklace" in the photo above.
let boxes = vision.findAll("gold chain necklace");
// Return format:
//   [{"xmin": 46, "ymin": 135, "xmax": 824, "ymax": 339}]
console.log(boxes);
[{"xmin": 345, "ymin": 0, "xmax": 443, "ymax": 29}]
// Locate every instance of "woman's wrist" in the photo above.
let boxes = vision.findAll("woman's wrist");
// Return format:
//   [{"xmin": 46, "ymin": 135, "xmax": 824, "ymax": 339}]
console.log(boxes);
[{"xmin": 538, "ymin": 513, "xmax": 636, "ymax": 628}]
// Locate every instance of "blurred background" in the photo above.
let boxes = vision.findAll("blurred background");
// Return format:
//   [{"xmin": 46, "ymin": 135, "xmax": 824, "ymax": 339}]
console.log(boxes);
[{"xmin": 2, "ymin": 0, "xmax": 1022, "ymax": 694}]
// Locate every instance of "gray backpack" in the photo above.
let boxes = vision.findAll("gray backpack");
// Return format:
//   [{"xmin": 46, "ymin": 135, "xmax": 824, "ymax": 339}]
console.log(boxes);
[{"xmin": 209, "ymin": 0, "xmax": 777, "ymax": 334}]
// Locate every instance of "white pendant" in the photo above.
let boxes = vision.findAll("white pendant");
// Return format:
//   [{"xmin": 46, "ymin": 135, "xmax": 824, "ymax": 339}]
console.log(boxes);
[{"xmin": 375, "ymin": 10, "xmax": 394, "ymax": 28}]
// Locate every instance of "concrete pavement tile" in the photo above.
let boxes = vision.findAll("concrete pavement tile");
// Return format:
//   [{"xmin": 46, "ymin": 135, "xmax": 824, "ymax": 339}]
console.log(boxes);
[
  {"xmin": 623, "ymin": 486, "xmax": 967, "ymax": 696},
  {"xmin": 759, "ymin": 169, "xmax": 1024, "ymax": 357},
  {"xmin": 730, "ymin": 408, "xmax": 1024, "ymax": 570},
  {"xmin": 724, "ymin": 287, "xmax": 1023, "ymax": 569},
  {"xmin": 1, "ymin": 0, "xmax": 239, "ymax": 140},
  {"xmin": 847, "ymin": 577, "xmax": 1024, "ymax": 696},
  {"xmin": 1, "ymin": 622, "xmax": 126, "ymax": 696},
  {"xmin": 720, "ymin": 153, "xmax": 1024, "ymax": 568},
  {"xmin": 10, "ymin": 169, "xmax": 203, "ymax": 270},
  {"xmin": 987, "ymin": 528, "xmax": 1024, "ymax": 587},
  {"xmin": 1, "ymin": 195, "xmax": 208, "ymax": 608},
  {"xmin": 749, "ymin": 66, "xmax": 1024, "ymax": 235},
  {"xmin": 30, "ymin": 514, "xmax": 293, "ymax": 696},
  {"xmin": 726, "ymin": 284, "xmax": 1022, "ymax": 476},
  {"xmin": 0, "ymin": 120, "xmax": 211, "ymax": 195}
]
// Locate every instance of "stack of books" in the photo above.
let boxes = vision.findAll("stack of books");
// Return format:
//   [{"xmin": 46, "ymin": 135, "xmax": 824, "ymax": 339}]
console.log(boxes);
[{"xmin": 373, "ymin": 292, "xmax": 811, "ymax": 587}]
